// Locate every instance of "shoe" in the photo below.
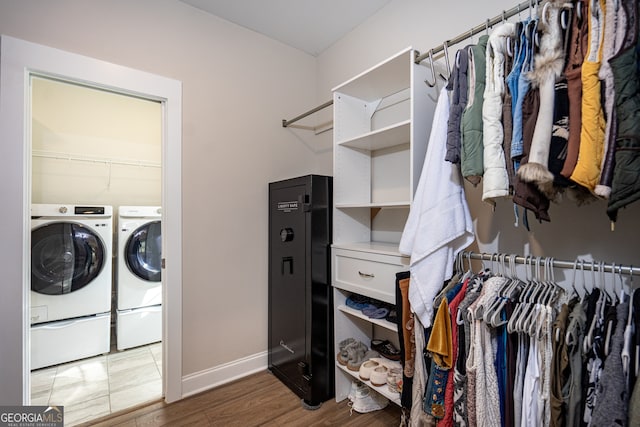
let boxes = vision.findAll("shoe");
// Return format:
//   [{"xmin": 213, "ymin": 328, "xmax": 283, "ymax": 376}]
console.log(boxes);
[
  {"xmin": 387, "ymin": 367, "xmax": 402, "ymax": 393},
  {"xmin": 347, "ymin": 348, "xmax": 379, "ymax": 372},
  {"xmin": 362, "ymin": 305, "xmax": 389, "ymax": 319},
  {"xmin": 369, "ymin": 365, "xmax": 389, "ymax": 387},
  {"xmin": 371, "ymin": 339, "xmax": 401, "ymax": 361},
  {"xmin": 385, "ymin": 308, "xmax": 398, "ymax": 323},
  {"xmin": 345, "ymin": 294, "xmax": 374, "ymax": 310},
  {"xmin": 336, "ymin": 338, "xmax": 356, "ymax": 365},
  {"xmin": 344, "ymin": 342, "xmax": 368, "ymax": 371},
  {"xmin": 358, "ymin": 359, "xmax": 380, "ymax": 381},
  {"xmin": 348, "ymin": 380, "xmax": 362, "ymax": 402},
  {"xmin": 350, "ymin": 383, "xmax": 389, "ymax": 413}
]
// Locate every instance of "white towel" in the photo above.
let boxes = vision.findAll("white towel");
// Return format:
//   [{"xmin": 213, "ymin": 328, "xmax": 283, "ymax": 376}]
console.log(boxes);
[{"xmin": 399, "ymin": 87, "xmax": 475, "ymax": 327}]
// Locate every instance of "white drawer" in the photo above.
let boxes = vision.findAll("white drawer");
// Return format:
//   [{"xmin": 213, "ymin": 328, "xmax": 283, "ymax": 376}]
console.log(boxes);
[{"xmin": 332, "ymin": 248, "xmax": 409, "ymax": 304}]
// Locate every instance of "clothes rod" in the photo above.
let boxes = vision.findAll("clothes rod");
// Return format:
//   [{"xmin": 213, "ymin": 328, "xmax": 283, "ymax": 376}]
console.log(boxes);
[
  {"xmin": 33, "ymin": 150, "xmax": 161, "ymax": 168},
  {"xmin": 414, "ymin": 0, "xmax": 541, "ymax": 64},
  {"xmin": 283, "ymin": 0, "xmax": 541, "ymax": 127},
  {"xmin": 282, "ymin": 99, "xmax": 333, "ymax": 128},
  {"xmin": 462, "ymin": 251, "xmax": 640, "ymax": 276}
]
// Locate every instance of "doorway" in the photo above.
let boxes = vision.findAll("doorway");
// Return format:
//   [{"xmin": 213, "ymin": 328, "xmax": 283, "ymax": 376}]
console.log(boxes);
[
  {"xmin": 0, "ymin": 35, "xmax": 183, "ymax": 408},
  {"xmin": 29, "ymin": 76, "xmax": 163, "ymax": 424}
]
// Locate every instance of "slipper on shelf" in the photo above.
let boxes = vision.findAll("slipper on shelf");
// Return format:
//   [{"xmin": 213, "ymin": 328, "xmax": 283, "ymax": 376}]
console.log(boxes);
[
  {"xmin": 336, "ymin": 338, "xmax": 357, "ymax": 365},
  {"xmin": 362, "ymin": 306, "xmax": 389, "ymax": 319},
  {"xmin": 347, "ymin": 349, "xmax": 379, "ymax": 372},
  {"xmin": 345, "ymin": 294, "xmax": 374, "ymax": 311},
  {"xmin": 371, "ymin": 339, "xmax": 401, "ymax": 361},
  {"xmin": 344, "ymin": 341, "xmax": 368, "ymax": 371},
  {"xmin": 385, "ymin": 308, "xmax": 398, "ymax": 323}
]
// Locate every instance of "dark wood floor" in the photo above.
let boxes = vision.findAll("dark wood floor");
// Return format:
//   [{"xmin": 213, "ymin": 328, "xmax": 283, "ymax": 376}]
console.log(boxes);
[{"xmin": 81, "ymin": 370, "xmax": 402, "ymax": 426}]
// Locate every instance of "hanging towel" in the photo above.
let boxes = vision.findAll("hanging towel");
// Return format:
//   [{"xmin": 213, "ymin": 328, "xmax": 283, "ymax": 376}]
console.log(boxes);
[{"xmin": 399, "ymin": 87, "xmax": 475, "ymax": 328}]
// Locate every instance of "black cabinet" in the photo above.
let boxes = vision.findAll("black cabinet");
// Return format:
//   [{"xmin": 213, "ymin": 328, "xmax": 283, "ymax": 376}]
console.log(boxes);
[{"xmin": 268, "ymin": 175, "xmax": 334, "ymax": 407}]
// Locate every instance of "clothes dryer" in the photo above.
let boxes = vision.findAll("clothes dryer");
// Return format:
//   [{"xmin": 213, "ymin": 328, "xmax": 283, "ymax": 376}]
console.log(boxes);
[
  {"xmin": 30, "ymin": 204, "xmax": 113, "ymax": 369},
  {"xmin": 116, "ymin": 206, "xmax": 162, "ymax": 350}
]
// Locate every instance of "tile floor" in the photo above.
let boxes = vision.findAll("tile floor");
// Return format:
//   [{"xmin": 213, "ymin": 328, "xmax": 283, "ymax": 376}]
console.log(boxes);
[{"xmin": 30, "ymin": 342, "xmax": 162, "ymax": 426}]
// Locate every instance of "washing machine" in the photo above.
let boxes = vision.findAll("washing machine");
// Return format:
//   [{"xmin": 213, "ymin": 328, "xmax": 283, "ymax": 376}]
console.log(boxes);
[
  {"xmin": 30, "ymin": 204, "xmax": 113, "ymax": 369},
  {"xmin": 116, "ymin": 206, "xmax": 162, "ymax": 351}
]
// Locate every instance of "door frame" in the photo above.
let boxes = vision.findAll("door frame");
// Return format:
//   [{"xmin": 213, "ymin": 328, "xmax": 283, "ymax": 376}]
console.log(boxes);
[{"xmin": 0, "ymin": 35, "xmax": 183, "ymax": 404}]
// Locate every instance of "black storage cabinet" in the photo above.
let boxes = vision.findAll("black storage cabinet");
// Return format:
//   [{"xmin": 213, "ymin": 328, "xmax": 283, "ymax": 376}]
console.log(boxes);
[{"xmin": 268, "ymin": 175, "xmax": 334, "ymax": 407}]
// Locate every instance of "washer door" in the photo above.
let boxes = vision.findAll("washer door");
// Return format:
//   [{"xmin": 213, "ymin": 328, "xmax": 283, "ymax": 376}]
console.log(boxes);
[
  {"xmin": 125, "ymin": 221, "xmax": 161, "ymax": 282},
  {"xmin": 31, "ymin": 222, "xmax": 106, "ymax": 295}
]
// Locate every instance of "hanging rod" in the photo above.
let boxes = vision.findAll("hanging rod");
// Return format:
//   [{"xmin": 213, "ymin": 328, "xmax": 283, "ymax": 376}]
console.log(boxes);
[
  {"xmin": 462, "ymin": 251, "xmax": 640, "ymax": 276},
  {"xmin": 282, "ymin": 99, "xmax": 333, "ymax": 128},
  {"xmin": 414, "ymin": 0, "xmax": 541, "ymax": 64},
  {"xmin": 33, "ymin": 150, "xmax": 161, "ymax": 168},
  {"xmin": 283, "ymin": 0, "xmax": 541, "ymax": 128}
]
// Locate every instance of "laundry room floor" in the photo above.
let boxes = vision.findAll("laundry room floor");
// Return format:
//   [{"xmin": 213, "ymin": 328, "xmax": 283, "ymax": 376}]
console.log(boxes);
[{"xmin": 30, "ymin": 342, "xmax": 162, "ymax": 426}]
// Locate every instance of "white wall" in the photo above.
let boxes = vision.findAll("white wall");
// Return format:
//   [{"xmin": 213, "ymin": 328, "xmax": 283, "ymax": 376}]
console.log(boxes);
[
  {"xmin": 316, "ymin": 0, "xmax": 640, "ymax": 287},
  {"xmin": 32, "ymin": 76, "xmax": 162, "ymax": 207},
  {"xmin": 0, "ymin": 0, "xmax": 321, "ymax": 385}
]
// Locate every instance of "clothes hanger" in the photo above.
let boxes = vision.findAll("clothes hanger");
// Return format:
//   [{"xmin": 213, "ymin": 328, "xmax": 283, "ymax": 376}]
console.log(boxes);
[
  {"xmin": 508, "ymin": 255, "xmax": 532, "ymax": 334},
  {"xmin": 583, "ymin": 261, "xmax": 604, "ymax": 354},
  {"xmin": 424, "ymin": 49, "xmax": 437, "ymax": 87},
  {"xmin": 603, "ymin": 262, "xmax": 616, "ymax": 356},
  {"xmin": 516, "ymin": 256, "xmax": 541, "ymax": 334}
]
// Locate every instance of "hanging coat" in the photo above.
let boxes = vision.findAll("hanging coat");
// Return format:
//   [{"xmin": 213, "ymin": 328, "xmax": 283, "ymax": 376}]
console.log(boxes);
[
  {"xmin": 595, "ymin": 0, "xmax": 628, "ymax": 197},
  {"xmin": 570, "ymin": 0, "xmax": 607, "ymax": 192},
  {"xmin": 560, "ymin": 0, "xmax": 589, "ymax": 179},
  {"xmin": 517, "ymin": 0, "xmax": 572, "ymax": 200},
  {"xmin": 446, "ymin": 48, "xmax": 470, "ymax": 164},
  {"xmin": 461, "ymin": 35, "xmax": 489, "ymax": 185},
  {"xmin": 482, "ymin": 23, "xmax": 516, "ymax": 204},
  {"xmin": 607, "ymin": 0, "xmax": 640, "ymax": 222}
]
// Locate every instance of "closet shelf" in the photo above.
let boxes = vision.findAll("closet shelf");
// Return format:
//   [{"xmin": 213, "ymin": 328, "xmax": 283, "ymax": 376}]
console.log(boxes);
[
  {"xmin": 336, "ymin": 362, "xmax": 402, "ymax": 405},
  {"xmin": 338, "ymin": 305, "xmax": 398, "ymax": 332},
  {"xmin": 332, "ymin": 48, "xmax": 412, "ymax": 101},
  {"xmin": 332, "ymin": 241, "xmax": 409, "ymax": 258},
  {"xmin": 335, "ymin": 202, "xmax": 410, "ymax": 209},
  {"xmin": 336, "ymin": 120, "xmax": 410, "ymax": 151}
]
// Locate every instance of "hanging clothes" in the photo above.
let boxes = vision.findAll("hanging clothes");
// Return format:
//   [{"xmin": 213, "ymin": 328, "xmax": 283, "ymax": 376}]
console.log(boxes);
[
  {"xmin": 482, "ymin": 23, "xmax": 516, "ymax": 204},
  {"xmin": 560, "ymin": 0, "xmax": 589, "ymax": 179},
  {"xmin": 595, "ymin": 0, "xmax": 628, "ymax": 198},
  {"xmin": 399, "ymin": 86, "xmax": 474, "ymax": 328},
  {"xmin": 570, "ymin": 0, "xmax": 607, "ymax": 192},
  {"xmin": 446, "ymin": 48, "xmax": 471, "ymax": 165},
  {"xmin": 591, "ymin": 299, "xmax": 630, "ymax": 426},
  {"xmin": 517, "ymin": 0, "xmax": 572, "ymax": 200},
  {"xmin": 607, "ymin": 0, "xmax": 640, "ymax": 222},
  {"xmin": 461, "ymin": 35, "xmax": 489, "ymax": 185}
]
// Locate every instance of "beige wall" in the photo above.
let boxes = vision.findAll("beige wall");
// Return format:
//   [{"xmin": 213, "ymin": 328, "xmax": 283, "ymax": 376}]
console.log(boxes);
[
  {"xmin": 0, "ymin": 0, "xmax": 322, "ymax": 378},
  {"xmin": 316, "ymin": 0, "xmax": 640, "ymax": 287}
]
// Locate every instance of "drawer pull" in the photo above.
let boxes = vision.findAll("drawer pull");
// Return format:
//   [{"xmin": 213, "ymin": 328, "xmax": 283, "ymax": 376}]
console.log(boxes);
[{"xmin": 358, "ymin": 271, "xmax": 375, "ymax": 278}]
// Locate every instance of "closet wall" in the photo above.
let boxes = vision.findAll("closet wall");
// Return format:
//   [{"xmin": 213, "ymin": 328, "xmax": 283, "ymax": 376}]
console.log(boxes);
[
  {"xmin": 316, "ymin": 0, "xmax": 640, "ymax": 287},
  {"xmin": 32, "ymin": 76, "xmax": 162, "ymax": 207}
]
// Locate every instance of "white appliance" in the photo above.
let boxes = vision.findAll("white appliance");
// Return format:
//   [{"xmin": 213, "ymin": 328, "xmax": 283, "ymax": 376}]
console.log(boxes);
[
  {"xmin": 30, "ymin": 204, "xmax": 113, "ymax": 369},
  {"xmin": 116, "ymin": 206, "xmax": 162, "ymax": 350}
]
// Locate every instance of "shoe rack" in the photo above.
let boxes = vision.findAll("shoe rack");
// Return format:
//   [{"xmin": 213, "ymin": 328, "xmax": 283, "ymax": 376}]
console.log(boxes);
[{"xmin": 331, "ymin": 47, "xmax": 434, "ymax": 407}]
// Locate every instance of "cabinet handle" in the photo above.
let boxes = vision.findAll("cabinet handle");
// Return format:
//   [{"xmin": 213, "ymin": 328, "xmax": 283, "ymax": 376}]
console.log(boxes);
[{"xmin": 358, "ymin": 271, "xmax": 375, "ymax": 278}]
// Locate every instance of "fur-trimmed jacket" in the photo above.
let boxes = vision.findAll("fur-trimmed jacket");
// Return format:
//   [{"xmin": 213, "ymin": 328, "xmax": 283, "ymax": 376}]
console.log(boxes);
[{"xmin": 517, "ymin": 0, "xmax": 573, "ymax": 199}]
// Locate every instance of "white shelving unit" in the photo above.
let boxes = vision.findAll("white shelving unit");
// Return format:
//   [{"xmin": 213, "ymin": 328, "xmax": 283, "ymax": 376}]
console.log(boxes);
[{"xmin": 331, "ymin": 47, "xmax": 435, "ymax": 406}]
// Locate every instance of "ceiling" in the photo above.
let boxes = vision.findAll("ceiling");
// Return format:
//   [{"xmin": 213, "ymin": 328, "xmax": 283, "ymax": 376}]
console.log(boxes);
[{"xmin": 179, "ymin": 0, "xmax": 392, "ymax": 56}]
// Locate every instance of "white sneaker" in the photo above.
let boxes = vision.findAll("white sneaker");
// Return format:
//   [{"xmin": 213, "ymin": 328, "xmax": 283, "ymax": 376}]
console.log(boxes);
[
  {"xmin": 350, "ymin": 383, "xmax": 389, "ymax": 414},
  {"xmin": 348, "ymin": 380, "xmax": 361, "ymax": 402}
]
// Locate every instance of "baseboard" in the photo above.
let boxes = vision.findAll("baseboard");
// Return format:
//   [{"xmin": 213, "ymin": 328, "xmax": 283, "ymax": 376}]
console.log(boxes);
[{"xmin": 181, "ymin": 350, "xmax": 268, "ymax": 398}]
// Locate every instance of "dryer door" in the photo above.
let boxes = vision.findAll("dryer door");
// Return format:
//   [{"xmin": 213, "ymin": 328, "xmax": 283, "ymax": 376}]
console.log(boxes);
[
  {"xmin": 125, "ymin": 221, "xmax": 161, "ymax": 282},
  {"xmin": 31, "ymin": 222, "xmax": 106, "ymax": 295}
]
